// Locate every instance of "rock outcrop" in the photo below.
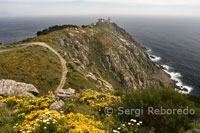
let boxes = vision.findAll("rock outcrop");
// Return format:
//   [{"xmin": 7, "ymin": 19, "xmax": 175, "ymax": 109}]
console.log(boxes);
[
  {"xmin": 86, "ymin": 72, "xmax": 113, "ymax": 91},
  {"xmin": 56, "ymin": 88, "xmax": 75, "ymax": 100},
  {"xmin": 0, "ymin": 79, "xmax": 39, "ymax": 98},
  {"xmin": 49, "ymin": 100, "xmax": 64, "ymax": 111}
]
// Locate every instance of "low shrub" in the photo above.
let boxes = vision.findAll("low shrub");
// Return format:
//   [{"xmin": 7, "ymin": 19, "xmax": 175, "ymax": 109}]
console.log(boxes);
[{"xmin": 117, "ymin": 87, "xmax": 200, "ymax": 132}]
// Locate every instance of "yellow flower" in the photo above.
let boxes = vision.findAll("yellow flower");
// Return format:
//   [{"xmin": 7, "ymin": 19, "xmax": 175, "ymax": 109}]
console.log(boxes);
[
  {"xmin": 79, "ymin": 92, "xmax": 121, "ymax": 111},
  {"xmin": 64, "ymin": 112, "xmax": 105, "ymax": 133}
]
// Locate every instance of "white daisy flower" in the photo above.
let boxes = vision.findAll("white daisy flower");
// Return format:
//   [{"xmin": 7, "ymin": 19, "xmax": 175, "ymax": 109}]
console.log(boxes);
[{"xmin": 131, "ymin": 119, "xmax": 136, "ymax": 122}]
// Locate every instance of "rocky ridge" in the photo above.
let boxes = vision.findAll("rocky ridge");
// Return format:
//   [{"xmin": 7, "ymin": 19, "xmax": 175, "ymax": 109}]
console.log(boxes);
[{"xmin": 37, "ymin": 19, "xmax": 174, "ymax": 91}]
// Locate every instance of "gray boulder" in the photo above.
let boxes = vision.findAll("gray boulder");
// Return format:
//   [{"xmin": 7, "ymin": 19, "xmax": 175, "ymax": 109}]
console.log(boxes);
[
  {"xmin": 56, "ymin": 88, "xmax": 75, "ymax": 100},
  {"xmin": 0, "ymin": 79, "xmax": 39, "ymax": 98},
  {"xmin": 49, "ymin": 100, "xmax": 64, "ymax": 111}
]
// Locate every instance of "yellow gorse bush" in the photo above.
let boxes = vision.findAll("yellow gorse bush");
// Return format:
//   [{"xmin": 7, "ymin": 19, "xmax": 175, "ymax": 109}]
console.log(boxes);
[
  {"xmin": 65, "ymin": 112, "xmax": 105, "ymax": 133},
  {"xmin": 0, "ymin": 96, "xmax": 105, "ymax": 132},
  {"xmin": 0, "ymin": 96, "xmax": 17, "ymax": 102},
  {"xmin": 14, "ymin": 108, "xmax": 65, "ymax": 132},
  {"xmin": 14, "ymin": 109, "xmax": 105, "ymax": 133},
  {"xmin": 0, "ymin": 96, "xmax": 55, "ymax": 117},
  {"xmin": 80, "ymin": 92, "xmax": 121, "ymax": 110},
  {"xmin": 14, "ymin": 96, "xmax": 55, "ymax": 117}
]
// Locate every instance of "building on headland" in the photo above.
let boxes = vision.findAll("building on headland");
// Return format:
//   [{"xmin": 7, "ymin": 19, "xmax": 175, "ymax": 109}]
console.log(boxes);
[
  {"xmin": 106, "ymin": 17, "xmax": 112, "ymax": 23},
  {"xmin": 96, "ymin": 18, "xmax": 112, "ymax": 25}
]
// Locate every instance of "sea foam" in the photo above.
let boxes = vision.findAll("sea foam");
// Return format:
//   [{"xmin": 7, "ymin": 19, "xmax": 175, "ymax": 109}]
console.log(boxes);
[
  {"xmin": 161, "ymin": 65, "xmax": 193, "ymax": 94},
  {"xmin": 146, "ymin": 48, "xmax": 161, "ymax": 62},
  {"xmin": 149, "ymin": 55, "xmax": 161, "ymax": 62}
]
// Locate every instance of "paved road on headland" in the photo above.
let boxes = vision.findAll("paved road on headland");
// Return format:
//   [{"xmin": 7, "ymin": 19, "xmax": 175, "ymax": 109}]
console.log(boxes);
[{"xmin": 0, "ymin": 42, "xmax": 67, "ymax": 93}]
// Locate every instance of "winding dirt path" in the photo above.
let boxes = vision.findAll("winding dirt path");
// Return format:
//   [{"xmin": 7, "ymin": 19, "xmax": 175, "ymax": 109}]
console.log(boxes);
[{"xmin": 0, "ymin": 42, "xmax": 67, "ymax": 93}]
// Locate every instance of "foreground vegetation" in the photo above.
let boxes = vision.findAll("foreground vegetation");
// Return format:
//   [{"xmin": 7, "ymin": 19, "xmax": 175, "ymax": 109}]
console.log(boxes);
[
  {"xmin": 116, "ymin": 87, "xmax": 200, "ymax": 132},
  {"xmin": 0, "ymin": 92, "xmax": 120, "ymax": 132},
  {"xmin": 0, "ymin": 87, "xmax": 200, "ymax": 132}
]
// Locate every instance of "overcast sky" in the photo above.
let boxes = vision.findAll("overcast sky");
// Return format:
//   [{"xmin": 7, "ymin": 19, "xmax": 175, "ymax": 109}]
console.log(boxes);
[{"xmin": 0, "ymin": 0, "xmax": 200, "ymax": 16}]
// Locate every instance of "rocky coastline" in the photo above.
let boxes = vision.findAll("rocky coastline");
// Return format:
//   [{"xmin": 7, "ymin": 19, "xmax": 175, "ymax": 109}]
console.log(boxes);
[{"xmin": 143, "ymin": 46, "xmax": 189, "ymax": 93}]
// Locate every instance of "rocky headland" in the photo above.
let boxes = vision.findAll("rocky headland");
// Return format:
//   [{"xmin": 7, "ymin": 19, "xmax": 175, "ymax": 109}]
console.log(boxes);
[{"xmin": 0, "ymin": 19, "xmax": 198, "ymax": 133}]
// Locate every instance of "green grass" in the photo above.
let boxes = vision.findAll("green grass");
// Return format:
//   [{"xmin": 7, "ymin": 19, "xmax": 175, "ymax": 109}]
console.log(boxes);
[
  {"xmin": 64, "ymin": 63, "xmax": 98, "ymax": 92},
  {"xmin": 0, "ymin": 44, "xmax": 24, "ymax": 50},
  {"xmin": 0, "ymin": 46, "xmax": 62, "ymax": 95},
  {"xmin": 93, "ymin": 31, "xmax": 114, "ymax": 49},
  {"xmin": 64, "ymin": 99, "xmax": 96, "ymax": 116},
  {"xmin": 45, "ymin": 42, "xmax": 61, "ymax": 52},
  {"xmin": 0, "ymin": 106, "xmax": 16, "ymax": 133}
]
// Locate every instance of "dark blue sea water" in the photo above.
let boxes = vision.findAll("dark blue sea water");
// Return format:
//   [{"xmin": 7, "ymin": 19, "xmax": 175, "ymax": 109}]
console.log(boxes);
[{"xmin": 0, "ymin": 16, "xmax": 200, "ymax": 95}]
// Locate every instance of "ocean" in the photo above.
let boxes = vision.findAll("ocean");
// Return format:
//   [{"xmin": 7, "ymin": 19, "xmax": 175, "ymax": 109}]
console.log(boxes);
[{"xmin": 0, "ymin": 16, "xmax": 200, "ymax": 95}]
